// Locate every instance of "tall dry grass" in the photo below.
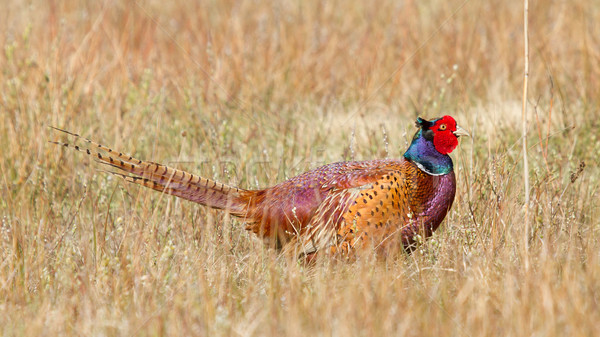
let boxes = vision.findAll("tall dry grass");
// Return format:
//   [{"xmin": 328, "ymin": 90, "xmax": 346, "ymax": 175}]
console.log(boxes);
[{"xmin": 1, "ymin": 0, "xmax": 599, "ymax": 335}]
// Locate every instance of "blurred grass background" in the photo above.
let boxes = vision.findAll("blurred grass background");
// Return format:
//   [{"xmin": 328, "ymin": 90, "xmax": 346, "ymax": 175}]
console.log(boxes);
[{"xmin": 1, "ymin": 0, "xmax": 599, "ymax": 335}]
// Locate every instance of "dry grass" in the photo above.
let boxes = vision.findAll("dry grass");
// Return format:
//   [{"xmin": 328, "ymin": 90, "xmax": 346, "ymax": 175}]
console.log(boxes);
[{"xmin": 1, "ymin": 0, "xmax": 599, "ymax": 335}]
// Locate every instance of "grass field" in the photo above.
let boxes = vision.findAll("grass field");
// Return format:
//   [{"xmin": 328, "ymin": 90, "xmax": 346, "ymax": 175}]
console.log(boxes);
[{"xmin": 1, "ymin": 0, "xmax": 599, "ymax": 335}]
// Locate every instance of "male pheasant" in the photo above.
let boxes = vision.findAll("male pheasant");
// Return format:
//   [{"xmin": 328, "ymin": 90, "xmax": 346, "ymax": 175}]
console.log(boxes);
[{"xmin": 51, "ymin": 115, "xmax": 468, "ymax": 257}]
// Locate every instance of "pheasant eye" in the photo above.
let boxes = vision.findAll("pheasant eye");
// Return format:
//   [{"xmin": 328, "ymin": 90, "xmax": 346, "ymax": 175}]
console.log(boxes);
[{"xmin": 439, "ymin": 124, "xmax": 447, "ymax": 131}]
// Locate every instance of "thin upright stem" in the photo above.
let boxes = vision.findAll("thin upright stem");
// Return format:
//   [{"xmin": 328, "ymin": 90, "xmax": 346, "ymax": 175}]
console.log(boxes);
[{"xmin": 522, "ymin": 0, "xmax": 530, "ymax": 268}]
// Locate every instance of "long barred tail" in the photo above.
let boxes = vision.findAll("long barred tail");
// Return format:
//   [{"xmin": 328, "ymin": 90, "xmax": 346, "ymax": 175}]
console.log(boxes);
[{"xmin": 49, "ymin": 127, "xmax": 254, "ymax": 217}]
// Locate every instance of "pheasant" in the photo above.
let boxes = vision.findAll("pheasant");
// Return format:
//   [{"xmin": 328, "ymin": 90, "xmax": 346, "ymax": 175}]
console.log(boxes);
[{"xmin": 51, "ymin": 115, "xmax": 468, "ymax": 258}]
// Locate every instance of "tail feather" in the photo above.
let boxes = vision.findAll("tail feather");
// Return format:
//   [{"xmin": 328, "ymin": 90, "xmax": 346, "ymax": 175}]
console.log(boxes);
[{"xmin": 49, "ymin": 127, "xmax": 254, "ymax": 217}]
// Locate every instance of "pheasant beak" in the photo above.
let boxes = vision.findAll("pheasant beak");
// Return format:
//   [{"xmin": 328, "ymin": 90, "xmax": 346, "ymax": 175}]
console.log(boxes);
[{"xmin": 453, "ymin": 125, "xmax": 470, "ymax": 138}]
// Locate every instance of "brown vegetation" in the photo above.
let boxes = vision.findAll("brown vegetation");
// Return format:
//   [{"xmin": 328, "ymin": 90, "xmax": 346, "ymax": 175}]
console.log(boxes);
[{"xmin": 1, "ymin": 0, "xmax": 599, "ymax": 335}]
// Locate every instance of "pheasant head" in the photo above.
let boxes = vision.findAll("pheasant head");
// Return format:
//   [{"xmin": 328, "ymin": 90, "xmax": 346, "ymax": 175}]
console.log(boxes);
[{"xmin": 403, "ymin": 115, "xmax": 469, "ymax": 175}]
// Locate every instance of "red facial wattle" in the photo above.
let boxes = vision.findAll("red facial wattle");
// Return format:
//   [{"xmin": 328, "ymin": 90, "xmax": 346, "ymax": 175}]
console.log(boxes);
[{"xmin": 432, "ymin": 115, "xmax": 459, "ymax": 155}]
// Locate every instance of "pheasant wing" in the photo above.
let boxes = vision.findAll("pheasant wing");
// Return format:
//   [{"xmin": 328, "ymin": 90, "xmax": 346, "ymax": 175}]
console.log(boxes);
[{"xmin": 290, "ymin": 159, "xmax": 425, "ymax": 256}]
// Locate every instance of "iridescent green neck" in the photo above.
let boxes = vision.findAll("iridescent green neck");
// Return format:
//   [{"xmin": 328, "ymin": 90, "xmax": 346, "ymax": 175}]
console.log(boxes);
[{"xmin": 403, "ymin": 130, "xmax": 453, "ymax": 175}]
